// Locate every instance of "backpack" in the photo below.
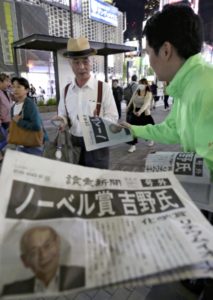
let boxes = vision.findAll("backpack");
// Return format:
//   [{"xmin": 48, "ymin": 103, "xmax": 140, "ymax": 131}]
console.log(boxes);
[{"xmin": 124, "ymin": 82, "xmax": 136, "ymax": 103}]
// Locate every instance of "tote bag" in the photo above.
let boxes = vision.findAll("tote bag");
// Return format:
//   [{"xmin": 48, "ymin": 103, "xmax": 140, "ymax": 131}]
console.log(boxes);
[
  {"xmin": 43, "ymin": 129, "xmax": 80, "ymax": 164},
  {"xmin": 7, "ymin": 120, "xmax": 43, "ymax": 147}
]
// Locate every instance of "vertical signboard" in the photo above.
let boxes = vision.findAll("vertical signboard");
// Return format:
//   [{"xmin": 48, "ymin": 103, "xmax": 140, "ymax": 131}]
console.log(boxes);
[{"xmin": 0, "ymin": 0, "xmax": 19, "ymax": 65}]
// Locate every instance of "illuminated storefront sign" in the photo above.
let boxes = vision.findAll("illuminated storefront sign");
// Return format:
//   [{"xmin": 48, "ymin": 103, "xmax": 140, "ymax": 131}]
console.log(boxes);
[{"xmin": 89, "ymin": 0, "xmax": 118, "ymax": 27}]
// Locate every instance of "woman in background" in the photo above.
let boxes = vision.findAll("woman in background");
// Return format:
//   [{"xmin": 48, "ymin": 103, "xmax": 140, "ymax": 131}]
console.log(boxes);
[
  {"xmin": 126, "ymin": 78, "xmax": 155, "ymax": 152},
  {"xmin": 10, "ymin": 77, "xmax": 47, "ymax": 156},
  {"xmin": 0, "ymin": 73, "xmax": 13, "ymax": 162}
]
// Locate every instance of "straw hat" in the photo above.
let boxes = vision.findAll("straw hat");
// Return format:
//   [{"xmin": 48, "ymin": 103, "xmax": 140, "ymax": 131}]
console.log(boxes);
[{"xmin": 63, "ymin": 37, "xmax": 96, "ymax": 58}]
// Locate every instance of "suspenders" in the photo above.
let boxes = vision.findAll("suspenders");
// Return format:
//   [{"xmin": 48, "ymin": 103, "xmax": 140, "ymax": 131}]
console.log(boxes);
[{"xmin": 64, "ymin": 80, "xmax": 103, "ymax": 127}]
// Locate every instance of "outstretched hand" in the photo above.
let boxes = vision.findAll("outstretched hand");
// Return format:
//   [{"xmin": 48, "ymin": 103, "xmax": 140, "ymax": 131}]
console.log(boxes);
[
  {"xmin": 51, "ymin": 116, "xmax": 66, "ymax": 131},
  {"xmin": 134, "ymin": 111, "xmax": 141, "ymax": 117},
  {"xmin": 119, "ymin": 121, "xmax": 132, "ymax": 129}
]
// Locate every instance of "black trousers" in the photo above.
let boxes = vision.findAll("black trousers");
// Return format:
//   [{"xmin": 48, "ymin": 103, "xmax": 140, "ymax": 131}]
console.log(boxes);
[
  {"xmin": 1, "ymin": 122, "xmax": 10, "ymax": 130},
  {"xmin": 127, "ymin": 110, "xmax": 155, "ymax": 145},
  {"xmin": 71, "ymin": 135, "xmax": 109, "ymax": 169},
  {"xmin": 164, "ymin": 95, "xmax": 169, "ymax": 109}
]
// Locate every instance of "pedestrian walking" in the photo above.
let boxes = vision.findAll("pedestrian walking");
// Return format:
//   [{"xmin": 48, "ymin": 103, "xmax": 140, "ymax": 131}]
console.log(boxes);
[
  {"xmin": 163, "ymin": 81, "xmax": 170, "ymax": 110},
  {"xmin": 39, "ymin": 86, "xmax": 45, "ymax": 101},
  {"xmin": 150, "ymin": 81, "xmax": 160, "ymax": 109},
  {"xmin": 0, "ymin": 73, "xmax": 13, "ymax": 162},
  {"xmin": 8, "ymin": 77, "xmax": 47, "ymax": 156},
  {"xmin": 126, "ymin": 78, "xmax": 155, "ymax": 153},
  {"xmin": 112, "ymin": 79, "xmax": 123, "ymax": 118}
]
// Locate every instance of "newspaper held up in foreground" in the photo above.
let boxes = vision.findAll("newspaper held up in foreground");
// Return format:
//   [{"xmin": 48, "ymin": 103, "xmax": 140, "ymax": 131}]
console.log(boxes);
[
  {"xmin": 145, "ymin": 152, "xmax": 213, "ymax": 212},
  {"xmin": 79, "ymin": 114, "xmax": 133, "ymax": 151},
  {"xmin": 0, "ymin": 150, "xmax": 213, "ymax": 300}
]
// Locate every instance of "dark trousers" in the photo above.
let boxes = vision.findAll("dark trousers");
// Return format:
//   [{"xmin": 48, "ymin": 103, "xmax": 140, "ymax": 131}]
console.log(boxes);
[
  {"xmin": 115, "ymin": 100, "xmax": 121, "ymax": 118},
  {"xmin": 71, "ymin": 135, "xmax": 109, "ymax": 169},
  {"xmin": 164, "ymin": 95, "xmax": 169, "ymax": 109},
  {"xmin": 200, "ymin": 279, "xmax": 213, "ymax": 300},
  {"xmin": 1, "ymin": 122, "xmax": 10, "ymax": 130},
  {"xmin": 127, "ymin": 110, "xmax": 155, "ymax": 146},
  {"xmin": 153, "ymin": 96, "xmax": 160, "ymax": 103}
]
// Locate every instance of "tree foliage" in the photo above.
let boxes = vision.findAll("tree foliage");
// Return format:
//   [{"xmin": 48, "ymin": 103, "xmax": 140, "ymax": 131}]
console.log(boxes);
[{"xmin": 144, "ymin": 0, "xmax": 160, "ymax": 21}]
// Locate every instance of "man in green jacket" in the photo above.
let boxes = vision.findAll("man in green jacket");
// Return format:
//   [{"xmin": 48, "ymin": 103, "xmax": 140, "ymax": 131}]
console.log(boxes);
[{"xmin": 122, "ymin": 4, "xmax": 213, "ymax": 177}]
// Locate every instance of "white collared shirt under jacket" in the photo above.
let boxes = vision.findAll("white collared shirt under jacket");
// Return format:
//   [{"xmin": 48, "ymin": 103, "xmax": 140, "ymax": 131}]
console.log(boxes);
[{"xmin": 58, "ymin": 76, "xmax": 119, "ymax": 137}]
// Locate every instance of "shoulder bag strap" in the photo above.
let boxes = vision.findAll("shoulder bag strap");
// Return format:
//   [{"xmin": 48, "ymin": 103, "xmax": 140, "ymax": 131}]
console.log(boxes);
[
  {"xmin": 96, "ymin": 80, "xmax": 103, "ymax": 117},
  {"xmin": 64, "ymin": 83, "xmax": 72, "ymax": 128},
  {"xmin": 130, "ymin": 82, "xmax": 135, "ymax": 93},
  {"xmin": 64, "ymin": 83, "xmax": 70, "ymax": 100}
]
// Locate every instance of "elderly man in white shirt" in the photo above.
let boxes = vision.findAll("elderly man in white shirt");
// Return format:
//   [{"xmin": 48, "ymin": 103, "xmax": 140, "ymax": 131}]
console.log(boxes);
[{"xmin": 56, "ymin": 37, "xmax": 118, "ymax": 169}]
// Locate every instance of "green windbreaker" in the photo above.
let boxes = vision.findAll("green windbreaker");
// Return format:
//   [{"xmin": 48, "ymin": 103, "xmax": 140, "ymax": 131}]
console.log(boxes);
[{"xmin": 131, "ymin": 54, "xmax": 213, "ymax": 174}]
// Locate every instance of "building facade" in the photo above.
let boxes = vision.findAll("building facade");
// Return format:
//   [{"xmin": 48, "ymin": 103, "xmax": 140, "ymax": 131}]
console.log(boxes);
[{"xmin": 0, "ymin": 0, "xmax": 126, "ymax": 83}]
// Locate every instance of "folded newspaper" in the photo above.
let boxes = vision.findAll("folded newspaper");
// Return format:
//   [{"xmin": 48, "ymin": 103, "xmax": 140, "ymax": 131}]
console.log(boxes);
[
  {"xmin": 145, "ymin": 152, "xmax": 213, "ymax": 212},
  {"xmin": 0, "ymin": 150, "xmax": 213, "ymax": 299},
  {"xmin": 79, "ymin": 115, "xmax": 133, "ymax": 151}
]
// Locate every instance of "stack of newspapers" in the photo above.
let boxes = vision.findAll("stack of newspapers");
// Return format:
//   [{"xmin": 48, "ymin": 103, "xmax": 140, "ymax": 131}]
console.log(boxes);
[
  {"xmin": 0, "ymin": 150, "xmax": 213, "ymax": 299},
  {"xmin": 145, "ymin": 151, "xmax": 213, "ymax": 212}
]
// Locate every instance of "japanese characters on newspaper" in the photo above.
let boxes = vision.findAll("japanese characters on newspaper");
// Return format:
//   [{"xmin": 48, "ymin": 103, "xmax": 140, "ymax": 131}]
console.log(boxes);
[
  {"xmin": 75, "ymin": 88, "xmax": 132, "ymax": 151},
  {"xmin": 145, "ymin": 152, "xmax": 213, "ymax": 212},
  {"xmin": 79, "ymin": 114, "xmax": 132, "ymax": 151},
  {"xmin": 0, "ymin": 150, "xmax": 213, "ymax": 300}
]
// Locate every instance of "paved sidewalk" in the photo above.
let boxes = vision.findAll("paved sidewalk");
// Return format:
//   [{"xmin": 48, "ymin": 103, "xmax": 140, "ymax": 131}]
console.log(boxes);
[{"xmin": 109, "ymin": 103, "xmax": 180, "ymax": 172}]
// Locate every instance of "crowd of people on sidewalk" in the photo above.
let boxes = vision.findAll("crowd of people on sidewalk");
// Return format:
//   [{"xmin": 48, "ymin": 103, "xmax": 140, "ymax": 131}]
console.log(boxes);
[
  {"xmin": 0, "ymin": 42, "xmax": 170, "ymax": 165},
  {"xmin": 0, "ymin": 39, "xmax": 165, "ymax": 167},
  {"xmin": 29, "ymin": 84, "xmax": 46, "ymax": 104}
]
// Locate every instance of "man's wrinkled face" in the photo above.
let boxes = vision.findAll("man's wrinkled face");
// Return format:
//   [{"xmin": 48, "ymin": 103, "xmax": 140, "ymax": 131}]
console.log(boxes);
[
  {"xmin": 21, "ymin": 228, "xmax": 60, "ymax": 278},
  {"xmin": 70, "ymin": 56, "xmax": 91, "ymax": 81}
]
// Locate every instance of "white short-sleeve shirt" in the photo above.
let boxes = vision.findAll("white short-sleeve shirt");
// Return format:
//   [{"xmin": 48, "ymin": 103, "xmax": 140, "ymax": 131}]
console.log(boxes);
[{"xmin": 58, "ymin": 76, "xmax": 118, "ymax": 137}]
